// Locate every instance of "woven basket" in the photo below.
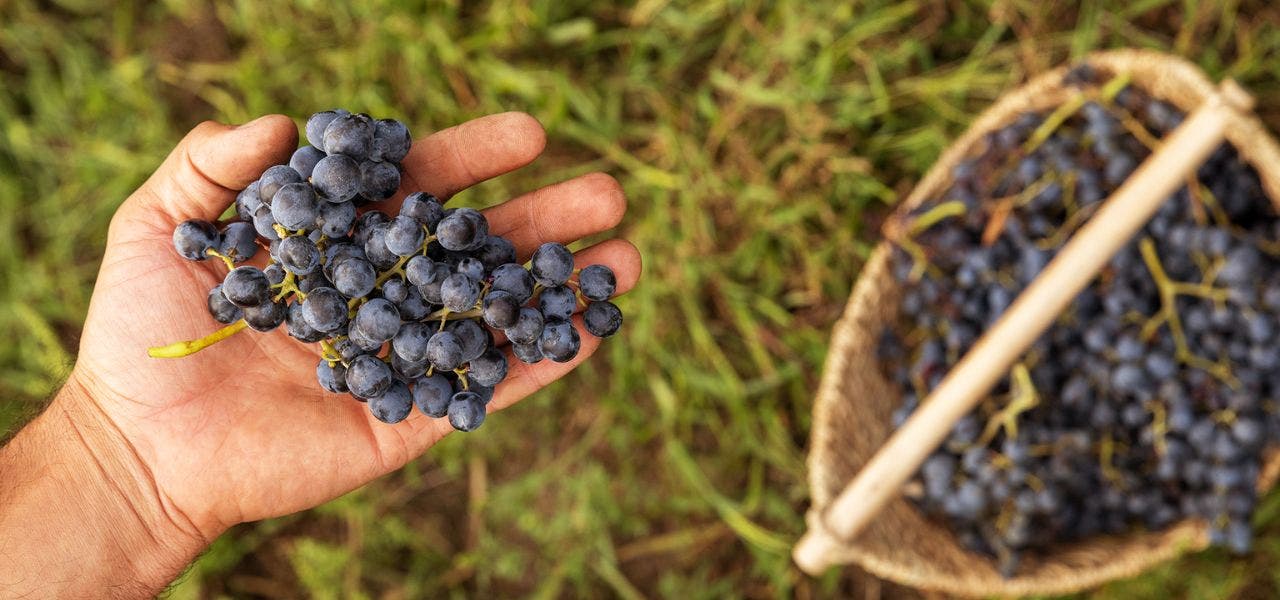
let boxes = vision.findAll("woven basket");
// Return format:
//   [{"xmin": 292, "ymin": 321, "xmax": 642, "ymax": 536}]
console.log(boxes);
[{"xmin": 806, "ymin": 49, "xmax": 1280, "ymax": 598}]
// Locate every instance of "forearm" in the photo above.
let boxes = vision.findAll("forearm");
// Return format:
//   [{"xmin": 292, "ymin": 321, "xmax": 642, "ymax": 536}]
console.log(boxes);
[{"xmin": 0, "ymin": 378, "xmax": 208, "ymax": 598}]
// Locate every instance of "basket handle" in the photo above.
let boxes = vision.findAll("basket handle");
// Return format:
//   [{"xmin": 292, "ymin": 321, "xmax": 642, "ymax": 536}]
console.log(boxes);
[{"xmin": 794, "ymin": 80, "xmax": 1255, "ymax": 575}]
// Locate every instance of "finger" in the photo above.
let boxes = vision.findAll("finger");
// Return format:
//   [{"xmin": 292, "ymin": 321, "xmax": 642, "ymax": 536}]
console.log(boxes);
[
  {"xmin": 395, "ymin": 112, "xmax": 546, "ymax": 203},
  {"xmin": 489, "ymin": 238, "xmax": 642, "ymax": 346},
  {"xmin": 489, "ymin": 314, "xmax": 603, "ymax": 411},
  {"xmin": 373, "ymin": 240, "xmax": 640, "ymax": 461},
  {"xmin": 370, "ymin": 404, "xmax": 455, "ymax": 468},
  {"xmin": 372, "ymin": 311, "xmax": 607, "ymax": 466},
  {"xmin": 120, "ymin": 115, "xmax": 298, "ymax": 225},
  {"xmin": 484, "ymin": 172, "xmax": 627, "ymax": 260}
]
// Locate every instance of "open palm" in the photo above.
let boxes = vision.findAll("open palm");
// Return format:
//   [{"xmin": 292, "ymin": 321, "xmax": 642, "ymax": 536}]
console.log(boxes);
[{"xmin": 69, "ymin": 113, "xmax": 640, "ymax": 542}]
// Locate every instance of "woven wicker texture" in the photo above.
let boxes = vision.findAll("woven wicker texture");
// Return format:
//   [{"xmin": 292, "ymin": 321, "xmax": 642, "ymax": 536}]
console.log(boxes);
[{"xmin": 806, "ymin": 49, "xmax": 1280, "ymax": 597}]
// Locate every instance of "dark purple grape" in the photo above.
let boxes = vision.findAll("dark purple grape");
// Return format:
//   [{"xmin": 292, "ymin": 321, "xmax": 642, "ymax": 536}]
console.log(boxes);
[
  {"xmin": 173, "ymin": 219, "xmax": 220, "ymax": 261},
  {"xmin": 512, "ymin": 341, "xmax": 543, "ymax": 364},
  {"xmin": 455, "ymin": 257, "xmax": 485, "ymax": 281},
  {"xmin": 417, "ymin": 262, "xmax": 453, "ymax": 304},
  {"xmin": 391, "ymin": 321, "xmax": 432, "ymax": 363},
  {"xmin": 482, "ymin": 290, "xmax": 520, "ymax": 329},
  {"xmin": 311, "ymin": 154, "xmax": 362, "ymax": 203},
  {"xmin": 263, "ymin": 263, "xmax": 286, "ymax": 285},
  {"xmin": 353, "ymin": 210, "xmax": 391, "ymax": 245},
  {"xmin": 235, "ymin": 181, "xmax": 263, "ymax": 222},
  {"xmin": 447, "ymin": 392, "xmax": 486, "ymax": 432},
  {"xmin": 348, "ymin": 323, "xmax": 383, "ymax": 353},
  {"xmin": 362, "ymin": 222, "xmax": 400, "ymax": 270},
  {"xmin": 578, "ymin": 264, "xmax": 616, "ymax": 301},
  {"xmin": 371, "ymin": 118, "xmax": 412, "ymax": 163},
  {"xmin": 278, "ymin": 235, "xmax": 321, "ymax": 276},
  {"xmin": 380, "ymin": 277, "xmax": 409, "ymax": 304},
  {"xmin": 491, "ymin": 263, "xmax": 535, "ymax": 303},
  {"xmin": 312, "ymin": 202, "xmax": 353, "ymax": 240},
  {"xmin": 405, "ymin": 255, "xmax": 437, "ymax": 286},
  {"xmin": 306, "ymin": 109, "xmax": 348, "ymax": 150},
  {"xmin": 435, "ymin": 208, "xmax": 488, "ymax": 251},
  {"xmin": 207, "ymin": 285, "xmax": 242, "ymax": 324},
  {"xmin": 384, "ymin": 215, "xmax": 425, "ymax": 257},
  {"xmin": 316, "ymin": 360, "xmax": 349, "ymax": 394},
  {"xmin": 468, "ymin": 348, "xmax": 508, "ymax": 387},
  {"xmin": 242, "ymin": 298, "xmax": 287, "ymax": 332},
  {"xmin": 413, "ymin": 374, "xmax": 454, "ymax": 418},
  {"xmin": 222, "ymin": 266, "xmax": 271, "ymax": 307},
  {"xmin": 331, "ymin": 257, "xmax": 377, "ymax": 298},
  {"xmin": 539, "ymin": 286, "xmax": 577, "ymax": 321},
  {"xmin": 258, "ymin": 165, "xmax": 304, "ymax": 205},
  {"xmin": 474, "ymin": 236, "xmax": 517, "ymax": 269},
  {"xmin": 504, "ymin": 307, "xmax": 544, "ymax": 345},
  {"xmin": 584, "ymin": 301, "xmax": 623, "ymax": 337},
  {"xmin": 539, "ymin": 319, "xmax": 580, "ymax": 363},
  {"xmin": 218, "ymin": 221, "xmax": 258, "ymax": 262},
  {"xmin": 531, "ymin": 242, "xmax": 574, "ymax": 286},
  {"xmin": 346, "ymin": 355, "xmax": 392, "ymax": 400},
  {"xmin": 322, "ymin": 113, "xmax": 375, "ymax": 161},
  {"xmin": 396, "ymin": 286, "xmax": 430, "ymax": 321},
  {"xmin": 252, "ymin": 204, "xmax": 280, "ymax": 239},
  {"xmin": 289, "ymin": 145, "xmax": 326, "ymax": 179},
  {"xmin": 301, "ymin": 287, "xmax": 348, "ymax": 333},
  {"xmin": 426, "ymin": 331, "xmax": 464, "ymax": 372},
  {"xmin": 441, "ymin": 273, "xmax": 481, "ymax": 312},
  {"xmin": 391, "ymin": 352, "xmax": 429, "ymax": 380},
  {"xmin": 359, "ymin": 160, "xmax": 401, "ymax": 201},
  {"xmin": 400, "ymin": 192, "xmax": 444, "ymax": 230},
  {"xmin": 353, "ymin": 298, "xmax": 400, "ymax": 343},
  {"xmin": 369, "ymin": 380, "xmax": 413, "ymax": 424},
  {"xmin": 287, "ymin": 302, "xmax": 327, "ymax": 343}
]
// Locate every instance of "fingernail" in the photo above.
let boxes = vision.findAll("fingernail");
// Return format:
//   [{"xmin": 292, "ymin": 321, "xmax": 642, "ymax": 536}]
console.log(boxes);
[{"xmin": 235, "ymin": 115, "xmax": 274, "ymax": 130}]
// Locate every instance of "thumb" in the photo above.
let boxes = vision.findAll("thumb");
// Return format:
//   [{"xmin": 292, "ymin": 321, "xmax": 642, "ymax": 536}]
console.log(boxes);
[{"xmin": 121, "ymin": 115, "xmax": 297, "ymax": 225}]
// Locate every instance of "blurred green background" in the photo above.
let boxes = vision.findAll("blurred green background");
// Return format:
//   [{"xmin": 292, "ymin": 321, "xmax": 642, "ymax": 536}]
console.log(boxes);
[{"xmin": 3, "ymin": 1, "xmax": 1280, "ymax": 598}]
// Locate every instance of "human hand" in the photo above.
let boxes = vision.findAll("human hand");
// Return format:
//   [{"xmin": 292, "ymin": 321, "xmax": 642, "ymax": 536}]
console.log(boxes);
[{"xmin": 67, "ymin": 113, "xmax": 640, "ymax": 552}]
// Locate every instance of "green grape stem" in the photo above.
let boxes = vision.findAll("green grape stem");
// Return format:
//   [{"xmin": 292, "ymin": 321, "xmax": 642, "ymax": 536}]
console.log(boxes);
[
  {"xmin": 319, "ymin": 339, "xmax": 342, "ymax": 365},
  {"xmin": 977, "ymin": 363, "xmax": 1039, "ymax": 446},
  {"xmin": 205, "ymin": 248, "xmax": 236, "ymax": 270},
  {"xmin": 273, "ymin": 269, "xmax": 305, "ymax": 302},
  {"xmin": 1136, "ymin": 237, "xmax": 1238, "ymax": 387},
  {"xmin": 148, "ymin": 320, "xmax": 248, "ymax": 358},
  {"xmin": 429, "ymin": 307, "xmax": 482, "ymax": 327},
  {"xmin": 374, "ymin": 255, "xmax": 410, "ymax": 288}
]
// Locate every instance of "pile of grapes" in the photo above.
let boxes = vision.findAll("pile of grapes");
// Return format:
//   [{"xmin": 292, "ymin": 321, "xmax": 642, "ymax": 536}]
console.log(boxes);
[
  {"xmin": 164, "ymin": 110, "xmax": 623, "ymax": 431},
  {"xmin": 879, "ymin": 65, "xmax": 1280, "ymax": 576}
]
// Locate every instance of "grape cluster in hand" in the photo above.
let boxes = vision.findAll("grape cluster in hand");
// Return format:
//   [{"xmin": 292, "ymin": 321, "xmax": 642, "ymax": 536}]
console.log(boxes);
[
  {"xmin": 168, "ymin": 109, "xmax": 623, "ymax": 431},
  {"xmin": 880, "ymin": 65, "xmax": 1279, "ymax": 575}
]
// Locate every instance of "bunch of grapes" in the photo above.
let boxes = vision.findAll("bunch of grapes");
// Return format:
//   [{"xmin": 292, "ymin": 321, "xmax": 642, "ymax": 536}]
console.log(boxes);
[
  {"xmin": 164, "ymin": 110, "xmax": 623, "ymax": 431},
  {"xmin": 879, "ymin": 65, "xmax": 1280, "ymax": 575}
]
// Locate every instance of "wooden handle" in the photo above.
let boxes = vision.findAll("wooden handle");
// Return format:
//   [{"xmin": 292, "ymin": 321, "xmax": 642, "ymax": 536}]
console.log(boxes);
[{"xmin": 795, "ymin": 80, "xmax": 1254, "ymax": 575}]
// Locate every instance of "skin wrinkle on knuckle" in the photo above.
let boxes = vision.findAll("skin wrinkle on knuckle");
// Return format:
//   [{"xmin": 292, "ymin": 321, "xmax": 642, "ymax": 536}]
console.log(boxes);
[
  {"xmin": 399, "ymin": 166, "xmax": 428, "ymax": 201},
  {"xmin": 525, "ymin": 189, "xmax": 550, "ymax": 248},
  {"xmin": 514, "ymin": 351, "xmax": 554, "ymax": 393},
  {"xmin": 356, "ymin": 409, "xmax": 389, "ymax": 473},
  {"xmin": 446, "ymin": 126, "xmax": 480, "ymax": 196},
  {"xmin": 183, "ymin": 146, "xmax": 237, "ymax": 194},
  {"xmin": 158, "ymin": 148, "xmax": 223, "ymax": 220}
]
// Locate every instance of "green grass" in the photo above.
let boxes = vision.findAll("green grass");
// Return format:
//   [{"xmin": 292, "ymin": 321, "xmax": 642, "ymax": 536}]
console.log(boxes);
[{"xmin": 3, "ymin": 1, "xmax": 1280, "ymax": 597}]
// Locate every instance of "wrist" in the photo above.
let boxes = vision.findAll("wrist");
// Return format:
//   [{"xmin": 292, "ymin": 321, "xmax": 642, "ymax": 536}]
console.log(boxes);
[{"xmin": 0, "ymin": 375, "xmax": 213, "ymax": 597}]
